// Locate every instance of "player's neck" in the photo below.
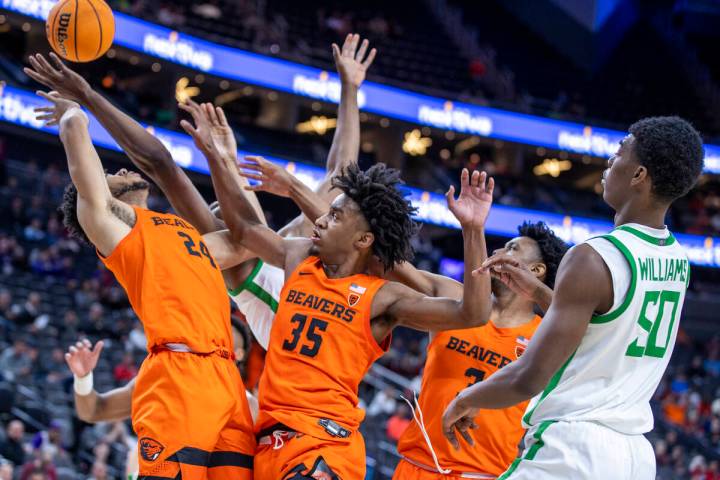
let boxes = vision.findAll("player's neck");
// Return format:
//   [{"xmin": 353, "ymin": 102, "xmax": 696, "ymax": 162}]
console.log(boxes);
[
  {"xmin": 613, "ymin": 197, "xmax": 669, "ymax": 230},
  {"xmin": 321, "ymin": 253, "xmax": 369, "ymax": 278},
  {"xmin": 491, "ymin": 293, "xmax": 536, "ymax": 328}
]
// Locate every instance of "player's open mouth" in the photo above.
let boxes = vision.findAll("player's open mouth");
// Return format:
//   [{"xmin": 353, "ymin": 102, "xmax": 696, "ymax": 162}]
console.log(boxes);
[{"xmin": 311, "ymin": 229, "xmax": 321, "ymax": 242}]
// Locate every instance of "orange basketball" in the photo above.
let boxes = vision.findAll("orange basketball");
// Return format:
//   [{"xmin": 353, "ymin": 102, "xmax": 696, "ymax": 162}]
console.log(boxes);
[{"xmin": 46, "ymin": 0, "xmax": 115, "ymax": 63}]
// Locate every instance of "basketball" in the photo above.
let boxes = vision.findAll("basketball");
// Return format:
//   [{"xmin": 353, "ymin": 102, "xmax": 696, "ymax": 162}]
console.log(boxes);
[{"xmin": 45, "ymin": 0, "xmax": 115, "ymax": 63}]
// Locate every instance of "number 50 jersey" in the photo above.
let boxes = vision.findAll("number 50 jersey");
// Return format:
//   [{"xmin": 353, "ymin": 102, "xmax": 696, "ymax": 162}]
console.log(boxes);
[
  {"xmin": 522, "ymin": 224, "xmax": 689, "ymax": 434},
  {"xmin": 256, "ymin": 256, "xmax": 388, "ymax": 440}
]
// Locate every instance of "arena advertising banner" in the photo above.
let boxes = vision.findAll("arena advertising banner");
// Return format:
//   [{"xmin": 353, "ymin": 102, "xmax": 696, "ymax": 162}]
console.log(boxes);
[
  {"xmin": 3, "ymin": 0, "xmax": 720, "ymax": 173},
  {"xmin": 2, "ymin": 83, "xmax": 719, "ymax": 268}
]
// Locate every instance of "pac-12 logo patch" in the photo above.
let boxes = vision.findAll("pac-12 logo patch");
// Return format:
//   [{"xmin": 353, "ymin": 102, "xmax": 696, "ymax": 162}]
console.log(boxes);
[
  {"xmin": 348, "ymin": 283, "xmax": 366, "ymax": 306},
  {"xmin": 139, "ymin": 437, "xmax": 165, "ymax": 462}
]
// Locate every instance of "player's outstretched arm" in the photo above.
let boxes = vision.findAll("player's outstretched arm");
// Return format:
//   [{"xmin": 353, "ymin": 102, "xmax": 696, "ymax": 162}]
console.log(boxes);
[
  {"xmin": 239, "ymin": 156, "xmax": 330, "ymax": 224},
  {"xmin": 180, "ymin": 101, "xmax": 310, "ymax": 270},
  {"xmin": 25, "ymin": 53, "xmax": 223, "ymax": 234},
  {"xmin": 441, "ymin": 244, "xmax": 613, "ymax": 449},
  {"xmin": 278, "ymin": 34, "xmax": 376, "ymax": 237},
  {"xmin": 65, "ymin": 339, "xmax": 134, "ymax": 423},
  {"xmin": 36, "ymin": 92, "xmax": 132, "ymax": 256},
  {"xmin": 372, "ymin": 169, "xmax": 492, "ymax": 332}
]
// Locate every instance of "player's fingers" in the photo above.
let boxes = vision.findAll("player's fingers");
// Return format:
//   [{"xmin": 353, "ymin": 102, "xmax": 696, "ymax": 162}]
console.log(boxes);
[
  {"xmin": 486, "ymin": 176, "xmax": 495, "ymax": 195},
  {"xmin": 362, "ymin": 48, "xmax": 377, "ymax": 69},
  {"xmin": 92, "ymin": 340, "xmax": 105, "ymax": 356},
  {"xmin": 331, "ymin": 43, "xmax": 341, "ymax": 61},
  {"xmin": 445, "ymin": 184, "xmax": 456, "ymax": 209},
  {"xmin": 356, "ymin": 38, "xmax": 369, "ymax": 62},
  {"xmin": 35, "ymin": 54, "xmax": 60, "ymax": 77},
  {"xmin": 179, "ymin": 119, "xmax": 199, "ymax": 137},
  {"xmin": 23, "ymin": 67, "xmax": 51, "ymax": 86},
  {"xmin": 444, "ymin": 425, "xmax": 460, "ymax": 450},
  {"xmin": 239, "ymin": 172, "xmax": 263, "ymax": 181},
  {"xmin": 237, "ymin": 161, "xmax": 262, "ymax": 170},
  {"xmin": 215, "ymin": 106, "xmax": 229, "ymax": 127},
  {"xmin": 68, "ymin": 346, "xmax": 78, "ymax": 354},
  {"xmin": 207, "ymin": 103, "xmax": 221, "ymax": 125},
  {"xmin": 342, "ymin": 33, "xmax": 352, "ymax": 56},
  {"xmin": 470, "ymin": 169, "xmax": 480, "ymax": 188},
  {"xmin": 48, "ymin": 52, "xmax": 68, "ymax": 72},
  {"xmin": 35, "ymin": 114, "xmax": 56, "ymax": 122},
  {"xmin": 244, "ymin": 155, "xmax": 267, "ymax": 165},
  {"xmin": 351, "ymin": 33, "xmax": 360, "ymax": 54},
  {"xmin": 460, "ymin": 168, "xmax": 469, "ymax": 188},
  {"xmin": 35, "ymin": 90, "xmax": 56, "ymax": 102},
  {"xmin": 459, "ymin": 426, "xmax": 475, "ymax": 446}
]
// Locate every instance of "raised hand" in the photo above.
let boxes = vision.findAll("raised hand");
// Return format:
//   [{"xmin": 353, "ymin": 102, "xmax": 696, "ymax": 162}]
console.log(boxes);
[
  {"xmin": 477, "ymin": 255, "xmax": 542, "ymax": 300},
  {"xmin": 332, "ymin": 33, "xmax": 376, "ymax": 88},
  {"xmin": 179, "ymin": 100, "xmax": 224, "ymax": 156},
  {"xmin": 24, "ymin": 53, "xmax": 92, "ymax": 103},
  {"xmin": 442, "ymin": 395, "xmax": 479, "ymax": 450},
  {"xmin": 34, "ymin": 91, "xmax": 87, "ymax": 128},
  {"xmin": 446, "ymin": 169, "xmax": 494, "ymax": 229},
  {"xmin": 237, "ymin": 156, "xmax": 295, "ymax": 197},
  {"xmin": 64, "ymin": 339, "xmax": 104, "ymax": 378}
]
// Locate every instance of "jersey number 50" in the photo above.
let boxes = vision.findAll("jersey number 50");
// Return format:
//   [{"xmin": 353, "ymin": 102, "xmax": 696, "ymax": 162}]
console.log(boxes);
[{"xmin": 626, "ymin": 290, "xmax": 680, "ymax": 359}]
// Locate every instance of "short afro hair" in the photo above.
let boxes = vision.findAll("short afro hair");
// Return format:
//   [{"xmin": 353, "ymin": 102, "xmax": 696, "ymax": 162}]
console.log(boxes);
[
  {"xmin": 628, "ymin": 116, "xmax": 704, "ymax": 201},
  {"xmin": 59, "ymin": 182, "xmax": 90, "ymax": 245},
  {"xmin": 332, "ymin": 163, "xmax": 419, "ymax": 270},
  {"xmin": 518, "ymin": 221, "xmax": 569, "ymax": 288}
]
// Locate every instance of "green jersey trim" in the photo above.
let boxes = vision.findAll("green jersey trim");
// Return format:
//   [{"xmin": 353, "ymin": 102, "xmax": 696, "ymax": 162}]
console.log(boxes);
[
  {"xmin": 590, "ymin": 235, "xmax": 637, "ymax": 324},
  {"xmin": 228, "ymin": 260, "xmax": 279, "ymax": 313},
  {"xmin": 616, "ymin": 225, "xmax": 676, "ymax": 246},
  {"xmin": 523, "ymin": 351, "xmax": 576, "ymax": 427},
  {"xmin": 497, "ymin": 420, "xmax": 556, "ymax": 480}
]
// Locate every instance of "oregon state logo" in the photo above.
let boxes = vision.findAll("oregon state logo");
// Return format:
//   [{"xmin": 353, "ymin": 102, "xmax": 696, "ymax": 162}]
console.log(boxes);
[
  {"xmin": 515, "ymin": 336, "xmax": 530, "ymax": 359},
  {"xmin": 348, "ymin": 283, "xmax": 366, "ymax": 307},
  {"xmin": 139, "ymin": 437, "xmax": 164, "ymax": 462}
]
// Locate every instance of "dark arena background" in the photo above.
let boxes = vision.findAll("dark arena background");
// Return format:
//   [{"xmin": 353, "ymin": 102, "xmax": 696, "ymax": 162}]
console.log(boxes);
[{"xmin": 1, "ymin": 0, "xmax": 720, "ymax": 478}]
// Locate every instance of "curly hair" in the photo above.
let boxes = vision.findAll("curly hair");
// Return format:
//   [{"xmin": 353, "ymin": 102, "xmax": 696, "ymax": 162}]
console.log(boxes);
[
  {"xmin": 518, "ymin": 221, "xmax": 569, "ymax": 288},
  {"xmin": 59, "ymin": 182, "xmax": 91, "ymax": 245},
  {"xmin": 628, "ymin": 116, "xmax": 704, "ymax": 201},
  {"xmin": 332, "ymin": 163, "xmax": 419, "ymax": 271}
]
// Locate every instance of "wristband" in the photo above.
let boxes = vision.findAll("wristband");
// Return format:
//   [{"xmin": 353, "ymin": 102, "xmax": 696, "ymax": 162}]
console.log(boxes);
[
  {"xmin": 59, "ymin": 106, "xmax": 88, "ymax": 128},
  {"xmin": 73, "ymin": 372, "xmax": 93, "ymax": 396}
]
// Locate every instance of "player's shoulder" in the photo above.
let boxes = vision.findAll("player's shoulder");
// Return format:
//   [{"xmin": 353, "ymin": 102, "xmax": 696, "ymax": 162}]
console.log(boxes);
[{"xmin": 554, "ymin": 243, "xmax": 613, "ymax": 308}]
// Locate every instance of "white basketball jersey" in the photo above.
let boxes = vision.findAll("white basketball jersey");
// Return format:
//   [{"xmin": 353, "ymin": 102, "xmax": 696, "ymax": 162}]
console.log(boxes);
[{"xmin": 522, "ymin": 224, "xmax": 690, "ymax": 434}]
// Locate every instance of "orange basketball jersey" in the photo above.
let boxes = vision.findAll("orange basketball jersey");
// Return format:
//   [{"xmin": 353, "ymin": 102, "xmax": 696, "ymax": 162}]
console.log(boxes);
[
  {"xmin": 100, "ymin": 206, "xmax": 232, "ymax": 353},
  {"xmin": 397, "ymin": 316, "xmax": 542, "ymax": 476},
  {"xmin": 256, "ymin": 256, "xmax": 388, "ymax": 440}
]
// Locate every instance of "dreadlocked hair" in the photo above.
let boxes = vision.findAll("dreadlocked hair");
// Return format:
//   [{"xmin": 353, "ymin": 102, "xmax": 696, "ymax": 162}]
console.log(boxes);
[
  {"xmin": 332, "ymin": 163, "xmax": 419, "ymax": 271},
  {"xmin": 517, "ymin": 221, "xmax": 569, "ymax": 288},
  {"xmin": 59, "ymin": 182, "xmax": 91, "ymax": 245}
]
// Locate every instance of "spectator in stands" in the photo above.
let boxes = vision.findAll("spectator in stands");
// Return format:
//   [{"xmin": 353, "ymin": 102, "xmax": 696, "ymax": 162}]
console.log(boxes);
[
  {"xmin": 74, "ymin": 280, "xmax": 99, "ymax": 309},
  {"xmin": 43, "ymin": 348, "xmax": 69, "ymax": 384},
  {"xmin": 191, "ymin": 0, "xmax": 221, "ymax": 20},
  {"xmin": 366, "ymin": 386, "xmax": 397, "ymax": 418},
  {"xmin": 0, "ymin": 459, "xmax": 13, "ymax": 480},
  {"xmin": 385, "ymin": 403, "xmax": 411, "ymax": 442},
  {"xmin": 0, "ymin": 338, "xmax": 33, "ymax": 381},
  {"xmin": 126, "ymin": 321, "xmax": 146, "ymax": 352},
  {"xmin": 18, "ymin": 451, "xmax": 56, "ymax": 480},
  {"xmin": 113, "ymin": 352, "xmax": 137, "ymax": 384},
  {"xmin": 0, "ymin": 420, "xmax": 26, "ymax": 467},
  {"xmin": 88, "ymin": 461, "xmax": 108, "ymax": 480},
  {"xmin": 0, "ymin": 289, "xmax": 12, "ymax": 321},
  {"xmin": 84, "ymin": 303, "xmax": 111, "ymax": 337},
  {"xmin": 11, "ymin": 292, "xmax": 42, "ymax": 326},
  {"xmin": 32, "ymin": 421, "xmax": 72, "ymax": 470},
  {"xmin": 663, "ymin": 392, "xmax": 688, "ymax": 427}
]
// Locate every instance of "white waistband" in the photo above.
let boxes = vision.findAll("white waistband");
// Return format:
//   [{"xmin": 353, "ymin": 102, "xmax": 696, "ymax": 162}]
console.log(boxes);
[
  {"xmin": 401, "ymin": 456, "xmax": 496, "ymax": 479},
  {"xmin": 164, "ymin": 343, "xmax": 193, "ymax": 352}
]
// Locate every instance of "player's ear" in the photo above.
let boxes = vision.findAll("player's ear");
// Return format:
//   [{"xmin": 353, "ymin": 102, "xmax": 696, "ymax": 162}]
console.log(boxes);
[
  {"xmin": 356, "ymin": 231, "xmax": 374, "ymax": 250},
  {"xmin": 530, "ymin": 262, "xmax": 546, "ymax": 281},
  {"xmin": 630, "ymin": 165, "xmax": 648, "ymax": 187}
]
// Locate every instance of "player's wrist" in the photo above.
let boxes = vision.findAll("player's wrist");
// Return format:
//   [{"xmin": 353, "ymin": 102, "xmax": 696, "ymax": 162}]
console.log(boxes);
[{"xmin": 73, "ymin": 371, "xmax": 94, "ymax": 396}]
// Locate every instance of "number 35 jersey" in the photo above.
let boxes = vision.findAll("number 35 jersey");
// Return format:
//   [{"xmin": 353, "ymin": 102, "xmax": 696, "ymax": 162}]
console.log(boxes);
[
  {"xmin": 522, "ymin": 224, "xmax": 689, "ymax": 434},
  {"xmin": 99, "ymin": 206, "xmax": 232, "ymax": 353},
  {"xmin": 256, "ymin": 256, "xmax": 388, "ymax": 440}
]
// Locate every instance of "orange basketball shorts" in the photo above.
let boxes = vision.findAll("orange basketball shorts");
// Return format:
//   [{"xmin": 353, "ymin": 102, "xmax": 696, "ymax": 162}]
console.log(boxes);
[
  {"xmin": 253, "ymin": 430, "xmax": 366, "ymax": 479},
  {"xmin": 132, "ymin": 350, "xmax": 255, "ymax": 479}
]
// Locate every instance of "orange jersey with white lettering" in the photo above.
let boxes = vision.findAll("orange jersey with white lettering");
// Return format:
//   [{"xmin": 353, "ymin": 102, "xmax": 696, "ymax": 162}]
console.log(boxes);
[
  {"xmin": 397, "ymin": 316, "xmax": 542, "ymax": 476},
  {"xmin": 256, "ymin": 256, "xmax": 388, "ymax": 440},
  {"xmin": 100, "ymin": 206, "xmax": 232, "ymax": 353}
]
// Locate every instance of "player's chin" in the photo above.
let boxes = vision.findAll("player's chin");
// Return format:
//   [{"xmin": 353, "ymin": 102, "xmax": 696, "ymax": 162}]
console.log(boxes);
[{"xmin": 309, "ymin": 244, "xmax": 320, "ymax": 256}]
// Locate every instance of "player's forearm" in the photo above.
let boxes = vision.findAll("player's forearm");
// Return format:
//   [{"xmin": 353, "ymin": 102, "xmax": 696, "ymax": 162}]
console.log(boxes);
[
  {"xmin": 60, "ymin": 116, "xmax": 111, "ymax": 207},
  {"xmin": 289, "ymin": 177, "xmax": 330, "ymax": 223},
  {"xmin": 455, "ymin": 361, "xmax": 540, "ymax": 410},
  {"xmin": 83, "ymin": 90, "xmax": 176, "ymax": 178},
  {"xmin": 459, "ymin": 227, "xmax": 491, "ymax": 326},
  {"xmin": 533, "ymin": 284, "xmax": 554, "ymax": 313},
  {"xmin": 74, "ymin": 390, "xmax": 103, "ymax": 423},
  {"xmin": 205, "ymin": 150, "xmax": 260, "ymax": 242},
  {"xmin": 326, "ymin": 82, "xmax": 360, "ymax": 175}
]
